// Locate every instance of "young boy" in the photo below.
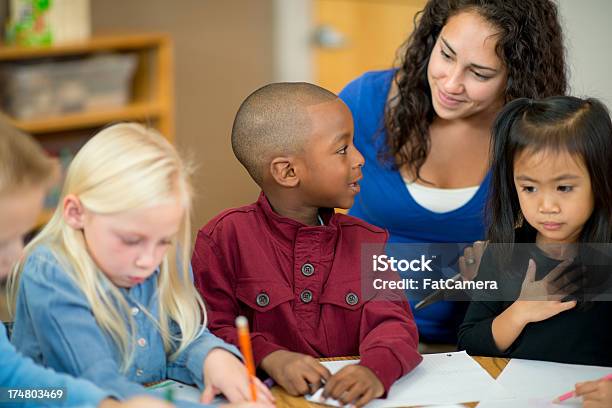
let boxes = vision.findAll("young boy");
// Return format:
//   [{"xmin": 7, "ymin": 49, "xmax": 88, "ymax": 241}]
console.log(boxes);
[{"xmin": 192, "ymin": 83, "xmax": 422, "ymax": 407}]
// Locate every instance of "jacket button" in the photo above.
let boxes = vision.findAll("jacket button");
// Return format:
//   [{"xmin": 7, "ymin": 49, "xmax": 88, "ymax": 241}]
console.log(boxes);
[
  {"xmin": 345, "ymin": 292, "xmax": 359, "ymax": 306},
  {"xmin": 301, "ymin": 263, "xmax": 315, "ymax": 277},
  {"xmin": 256, "ymin": 293, "xmax": 270, "ymax": 307},
  {"xmin": 300, "ymin": 289, "xmax": 313, "ymax": 303}
]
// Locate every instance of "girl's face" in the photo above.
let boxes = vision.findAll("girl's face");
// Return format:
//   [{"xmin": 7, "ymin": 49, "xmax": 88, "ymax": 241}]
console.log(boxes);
[
  {"xmin": 65, "ymin": 195, "xmax": 185, "ymax": 288},
  {"xmin": 0, "ymin": 187, "xmax": 46, "ymax": 280},
  {"xmin": 427, "ymin": 11, "xmax": 507, "ymax": 122},
  {"xmin": 513, "ymin": 149, "xmax": 594, "ymax": 245}
]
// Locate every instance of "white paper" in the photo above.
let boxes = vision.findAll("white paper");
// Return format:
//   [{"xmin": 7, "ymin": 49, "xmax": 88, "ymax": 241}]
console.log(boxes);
[
  {"xmin": 477, "ymin": 359, "xmax": 612, "ymax": 408},
  {"xmin": 305, "ymin": 351, "xmax": 512, "ymax": 407}
]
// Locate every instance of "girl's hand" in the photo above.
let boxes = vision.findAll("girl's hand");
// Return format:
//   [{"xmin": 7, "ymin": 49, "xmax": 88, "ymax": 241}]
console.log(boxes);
[
  {"xmin": 575, "ymin": 379, "xmax": 612, "ymax": 408},
  {"xmin": 491, "ymin": 258, "xmax": 579, "ymax": 352},
  {"xmin": 201, "ymin": 348, "xmax": 275, "ymax": 406},
  {"xmin": 512, "ymin": 259, "xmax": 578, "ymax": 325}
]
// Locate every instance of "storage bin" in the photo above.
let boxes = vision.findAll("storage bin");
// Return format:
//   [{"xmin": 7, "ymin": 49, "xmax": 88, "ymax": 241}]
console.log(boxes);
[{"xmin": 0, "ymin": 53, "xmax": 137, "ymax": 119}]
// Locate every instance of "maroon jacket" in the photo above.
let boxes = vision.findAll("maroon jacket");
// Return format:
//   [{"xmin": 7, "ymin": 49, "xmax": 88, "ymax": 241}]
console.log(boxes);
[{"xmin": 192, "ymin": 192, "xmax": 422, "ymax": 392}]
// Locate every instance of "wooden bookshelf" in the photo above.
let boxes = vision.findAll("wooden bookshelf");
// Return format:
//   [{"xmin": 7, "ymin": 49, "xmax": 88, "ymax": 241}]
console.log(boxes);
[
  {"xmin": 0, "ymin": 33, "xmax": 175, "ymax": 227},
  {"xmin": 11, "ymin": 101, "xmax": 162, "ymax": 133}
]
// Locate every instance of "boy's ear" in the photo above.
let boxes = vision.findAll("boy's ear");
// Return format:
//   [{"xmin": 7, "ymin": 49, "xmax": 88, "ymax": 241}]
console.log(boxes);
[
  {"xmin": 63, "ymin": 194, "xmax": 85, "ymax": 230},
  {"xmin": 269, "ymin": 156, "xmax": 299, "ymax": 188}
]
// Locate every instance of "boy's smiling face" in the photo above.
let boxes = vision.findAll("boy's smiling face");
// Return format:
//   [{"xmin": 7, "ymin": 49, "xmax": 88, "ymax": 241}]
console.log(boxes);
[{"xmin": 296, "ymin": 99, "xmax": 364, "ymax": 209}]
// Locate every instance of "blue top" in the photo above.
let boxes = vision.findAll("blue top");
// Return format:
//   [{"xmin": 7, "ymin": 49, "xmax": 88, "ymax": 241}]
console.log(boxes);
[
  {"xmin": 1, "ymin": 322, "xmax": 110, "ymax": 408},
  {"xmin": 339, "ymin": 70, "xmax": 491, "ymax": 343},
  {"xmin": 11, "ymin": 244, "xmax": 240, "ymax": 408}
]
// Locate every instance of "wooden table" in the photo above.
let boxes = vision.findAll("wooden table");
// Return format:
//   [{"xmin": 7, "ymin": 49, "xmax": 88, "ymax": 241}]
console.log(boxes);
[{"xmin": 271, "ymin": 356, "xmax": 509, "ymax": 408}]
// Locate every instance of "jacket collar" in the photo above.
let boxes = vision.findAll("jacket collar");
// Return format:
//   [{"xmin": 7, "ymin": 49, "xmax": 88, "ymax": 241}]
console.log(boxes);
[{"xmin": 255, "ymin": 191, "xmax": 339, "ymax": 249}]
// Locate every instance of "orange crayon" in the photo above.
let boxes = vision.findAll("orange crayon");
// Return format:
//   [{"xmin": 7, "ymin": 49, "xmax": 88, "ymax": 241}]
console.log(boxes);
[{"xmin": 236, "ymin": 316, "xmax": 257, "ymax": 401}]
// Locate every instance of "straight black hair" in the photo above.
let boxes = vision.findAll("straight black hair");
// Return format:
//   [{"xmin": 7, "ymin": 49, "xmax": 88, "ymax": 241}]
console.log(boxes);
[{"xmin": 488, "ymin": 96, "xmax": 612, "ymax": 246}]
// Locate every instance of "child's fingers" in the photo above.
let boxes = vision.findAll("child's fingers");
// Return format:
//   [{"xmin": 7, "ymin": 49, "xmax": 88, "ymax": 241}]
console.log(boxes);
[
  {"xmin": 302, "ymin": 367, "xmax": 326, "ymax": 394},
  {"xmin": 575, "ymin": 380, "xmax": 601, "ymax": 396},
  {"xmin": 354, "ymin": 388, "xmax": 375, "ymax": 408},
  {"xmin": 554, "ymin": 300, "xmax": 577, "ymax": 313},
  {"xmin": 543, "ymin": 259, "xmax": 573, "ymax": 282},
  {"xmin": 286, "ymin": 368, "xmax": 315, "ymax": 396},
  {"xmin": 524, "ymin": 259, "xmax": 537, "ymax": 283},
  {"xmin": 340, "ymin": 381, "xmax": 366, "ymax": 405},
  {"xmin": 308, "ymin": 359, "xmax": 332, "ymax": 382},
  {"xmin": 253, "ymin": 377, "xmax": 275, "ymax": 402},
  {"xmin": 200, "ymin": 384, "xmax": 219, "ymax": 403},
  {"xmin": 324, "ymin": 371, "xmax": 353, "ymax": 400}
]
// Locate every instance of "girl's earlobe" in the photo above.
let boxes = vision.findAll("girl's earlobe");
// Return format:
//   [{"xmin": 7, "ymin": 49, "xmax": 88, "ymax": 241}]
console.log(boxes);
[{"xmin": 63, "ymin": 194, "xmax": 85, "ymax": 230}]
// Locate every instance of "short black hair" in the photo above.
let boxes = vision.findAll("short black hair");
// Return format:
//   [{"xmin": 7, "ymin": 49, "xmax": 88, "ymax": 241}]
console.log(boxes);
[{"xmin": 231, "ymin": 82, "xmax": 338, "ymax": 185}]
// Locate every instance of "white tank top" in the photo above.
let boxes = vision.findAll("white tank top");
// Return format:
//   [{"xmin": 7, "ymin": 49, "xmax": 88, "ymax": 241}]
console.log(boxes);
[{"xmin": 405, "ymin": 180, "xmax": 479, "ymax": 213}]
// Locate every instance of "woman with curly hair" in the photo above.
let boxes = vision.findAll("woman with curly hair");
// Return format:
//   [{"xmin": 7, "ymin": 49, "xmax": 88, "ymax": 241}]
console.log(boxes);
[{"xmin": 339, "ymin": 0, "xmax": 567, "ymax": 345}]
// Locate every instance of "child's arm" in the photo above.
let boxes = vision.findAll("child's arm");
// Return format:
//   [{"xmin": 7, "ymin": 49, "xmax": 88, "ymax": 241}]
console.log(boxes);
[
  {"xmin": 356, "ymin": 296, "xmax": 422, "ymax": 392},
  {"xmin": 491, "ymin": 259, "xmax": 577, "ymax": 351},
  {"xmin": 459, "ymin": 258, "xmax": 578, "ymax": 353},
  {"xmin": 320, "ymin": 294, "xmax": 421, "ymax": 407},
  {"xmin": 0, "ymin": 323, "xmax": 114, "ymax": 407},
  {"xmin": 191, "ymin": 232, "xmax": 287, "ymax": 366},
  {"xmin": 167, "ymin": 321, "xmax": 274, "ymax": 404},
  {"xmin": 10, "ymin": 249, "xmax": 187, "ymax": 403},
  {"xmin": 166, "ymin": 324, "xmax": 241, "ymax": 389}
]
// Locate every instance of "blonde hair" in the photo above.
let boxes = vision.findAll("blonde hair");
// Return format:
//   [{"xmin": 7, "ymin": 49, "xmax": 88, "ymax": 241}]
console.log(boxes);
[
  {"xmin": 8, "ymin": 123, "xmax": 205, "ymax": 371},
  {"xmin": 0, "ymin": 118, "xmax": 57, "ymax": 194}
]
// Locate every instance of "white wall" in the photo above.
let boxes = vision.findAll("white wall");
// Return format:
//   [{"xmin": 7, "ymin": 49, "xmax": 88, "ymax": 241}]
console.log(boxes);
[{"xmin": 558, "ymin": 0, "xmax": 612, "ymax": 106}]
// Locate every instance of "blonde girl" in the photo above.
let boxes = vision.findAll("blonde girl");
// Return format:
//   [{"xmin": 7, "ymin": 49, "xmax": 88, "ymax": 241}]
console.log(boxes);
[
  {"xmin": 8, "ymin": 123, "xmax": 274, "ymax": 407},
  {"xmin": 0, "ymin": 120, "xmax": 174, "ymax": 408}
]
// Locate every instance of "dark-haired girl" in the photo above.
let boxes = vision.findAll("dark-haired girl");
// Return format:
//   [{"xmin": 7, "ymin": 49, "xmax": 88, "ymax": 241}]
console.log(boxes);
[
  {"xmin": 458, "ymin": 96, "xmax": 612, "ymax": 367},
  {"xmin": 339, "ymin": 0, "xmax": 567, "ymax": 344}
]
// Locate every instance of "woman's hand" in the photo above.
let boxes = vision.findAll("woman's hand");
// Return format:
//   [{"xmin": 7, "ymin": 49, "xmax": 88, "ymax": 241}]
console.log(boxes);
[
  {"xmin": 458, "ymin": 240, "xmax": 487, "ymax": 281},
  {"xmin": 202, "ymin": 348, "xmax": 275, "ymax": 406}
]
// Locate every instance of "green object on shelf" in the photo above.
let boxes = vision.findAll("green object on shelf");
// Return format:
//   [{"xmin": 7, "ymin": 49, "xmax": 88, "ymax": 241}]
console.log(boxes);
[{"xmin": 5, "ymin": 0, "xmax": 53, "ymax": 46}]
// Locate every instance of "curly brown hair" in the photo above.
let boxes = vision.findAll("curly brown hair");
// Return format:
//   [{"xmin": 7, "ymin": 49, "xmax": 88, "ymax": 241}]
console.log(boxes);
[{"xmin": 384, "ymin": 0, "xmax": 567, "ymax": 179}]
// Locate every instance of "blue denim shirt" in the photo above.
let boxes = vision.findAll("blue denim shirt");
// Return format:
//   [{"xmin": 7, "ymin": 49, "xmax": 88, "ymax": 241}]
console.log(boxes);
[
  {"xmin": 11, "ymin": 245, "xmax": 240, "ymax": 407},
  {"xmin": 1, "ymin": 323, "xmax": 110, "ymax": 407}
]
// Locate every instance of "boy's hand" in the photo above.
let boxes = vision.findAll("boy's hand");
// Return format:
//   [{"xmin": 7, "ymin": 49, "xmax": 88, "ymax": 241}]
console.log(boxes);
[
  {"xmin": 322, "ymin": 365, "xmax": 384, "ymax": 408},
  {"xmin": 575, "ymin": 379, "xmax": 612, "ymax": 408},
  {"xmin": 260, "ymin": 350, "xmax": 331, "ymax": 396}
]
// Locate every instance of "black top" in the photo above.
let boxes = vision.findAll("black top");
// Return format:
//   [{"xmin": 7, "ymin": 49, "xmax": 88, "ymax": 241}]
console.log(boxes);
[{"xmin": 457, "ymin": 226, "xmax": 612, "ymax": 366}]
